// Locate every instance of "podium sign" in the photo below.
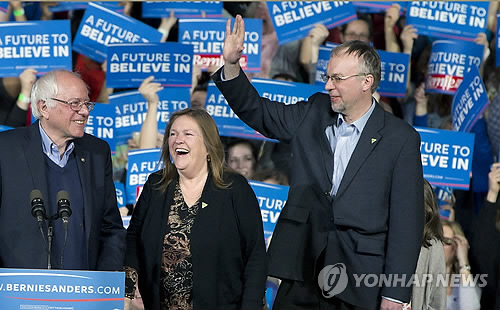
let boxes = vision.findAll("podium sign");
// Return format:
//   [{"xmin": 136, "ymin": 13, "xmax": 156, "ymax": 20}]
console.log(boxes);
[{"xmin": 0, "ymin": 268, "xmax": 124, "ymax": 310}]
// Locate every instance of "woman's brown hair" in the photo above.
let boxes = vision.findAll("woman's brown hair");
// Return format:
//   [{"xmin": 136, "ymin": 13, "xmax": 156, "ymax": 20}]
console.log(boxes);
[{"xmin": 156, "ymin": 108, "xmax": 229, "ymax": 191}]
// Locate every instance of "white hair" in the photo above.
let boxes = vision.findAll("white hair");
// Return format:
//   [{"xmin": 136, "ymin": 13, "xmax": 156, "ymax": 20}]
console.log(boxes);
[{"xmin": 30, "ymin": 70, "xmax": 87, "ymax": 119}]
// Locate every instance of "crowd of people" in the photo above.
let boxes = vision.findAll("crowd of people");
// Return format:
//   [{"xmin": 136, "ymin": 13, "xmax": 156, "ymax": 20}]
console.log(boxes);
[{"xmin": 0, "ymin": 1, "xmax": 499, "ymax": 310}]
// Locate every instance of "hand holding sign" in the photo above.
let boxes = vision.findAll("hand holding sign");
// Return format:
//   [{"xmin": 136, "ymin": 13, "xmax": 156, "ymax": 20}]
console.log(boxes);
[
  {"xmin": 308, "ymin": 24, "xmax": 329, "ymax": 46},
  {"xmin": 400, "ymin": 25, "xmax": 418, "ymax": 54},
  {"xmin": 139, "ymin": 76, "xmax": 163, "ymax": 104},
  {"xmin": 159, "ymin": 11, "xmax": 177, "ymax": 42},
  {"xmin": 223, "ymin": 14, "xmax": 245, "ymax": 79},
  {"xmin": 384, "ymin": 3, "xmax": 401, "ymax": 29},
  {"xmin": 488, "ymin": 162, "xmax": 500, "ymax": 198}
]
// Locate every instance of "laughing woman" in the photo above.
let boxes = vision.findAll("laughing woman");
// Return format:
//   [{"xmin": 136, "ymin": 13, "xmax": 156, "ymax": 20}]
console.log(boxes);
[{"xmin": 124, "ymin": 108, "xmax": 267, "ymax": 310}]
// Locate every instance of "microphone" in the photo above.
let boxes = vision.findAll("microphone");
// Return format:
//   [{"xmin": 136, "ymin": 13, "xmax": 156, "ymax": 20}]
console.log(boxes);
[
  {"xmin": 30, "ymin": 189, "xmax": 49, "ymax": 268},
  {"xmin": 30, "ymin": 189, "xmax": 46, "ymax": 223},
  {"xmin": 56, "ymin": 190, "xmax": 72, "ymax": 224},
  {"xmin": 56, "ymin": 190, "xmax": 72, "ymax": 269}
]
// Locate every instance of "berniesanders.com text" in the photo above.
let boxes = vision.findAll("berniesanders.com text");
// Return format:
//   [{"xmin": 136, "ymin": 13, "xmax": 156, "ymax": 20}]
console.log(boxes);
[{"xmin": 0, "ymin": 283, "xmax": 120, "ymax": 295}]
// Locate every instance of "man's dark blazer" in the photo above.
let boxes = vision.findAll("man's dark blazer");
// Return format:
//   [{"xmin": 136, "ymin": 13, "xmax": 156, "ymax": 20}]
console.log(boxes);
[
  {"xmin": 214, "ymin": 68, "xmax": 424, "ymax": 309},
  {"xmin": 0, "ymin": 121, "xmax": 126, "ymax": 270},
  {"xmin": 125, "ymin": 171, "xmax": 267, "ymax": 310}
]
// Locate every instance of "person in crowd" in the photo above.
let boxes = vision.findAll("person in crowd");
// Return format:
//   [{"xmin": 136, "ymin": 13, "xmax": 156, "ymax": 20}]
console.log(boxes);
[
  {"xmin": 226, "ymin": 138, "xmax": 259, "ymax": 180},
  {"xmin": 0, "ymin": 70, "xmax": 126, "ymax": 270},
  {"xmin": 214, "ymin": 15, "xmax": 423, "ymax": 310},
  {"xmin": 339, "ymin": 15, "xmax": 373, "ymax": 44},
  {"xmin": 0, "ymin": 68, "xmax": 37, "ymax": 127},
  {"xmin": 124, "ymin": 108, "xmax": 267, "ymax": 309},
  {"xmin": 470, "ymin": 162, "xmax": 500, "ymax": 309},
  {"xmin": 483, "ymin": 39, "xmax": 500, "ymax": 157},
  {"xmin": 252, "ymin": 168, "xmax": 289, "ymax": 186},
  {"xmin": 300, "ymin": 13, "xmax": 372, "ymax": 78},
  {"xmin": 190, "ymin": 83, "xmax": 208, "ymax": 110},
  {"xmin": 441, "ymin": 219, "xmax": 481, "ymax": 310},
  {"xmin": 408, "ymin": 179, "xmax": 447, "ymax": 310}
]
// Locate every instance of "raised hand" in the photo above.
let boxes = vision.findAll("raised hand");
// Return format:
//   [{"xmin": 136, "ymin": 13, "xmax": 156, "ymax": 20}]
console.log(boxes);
[
  {"xmin": 400, "ymin": 25, "xmax": 418, "ymax": 54},
  {"xmin": 308, "ymin": 24, "xmax": 329, "ymax": 47},
  {"xmin": 474, "ymin": 32, "xmax": 488, "ymax": 48},
  {"xmin": 223, "ymin": 14, "xmax": 245, "ymax": 79},
  {"xmin": 139, "ymin": 76, "xmax": 163, "ymax": 104},
  {"xmin": 19, "ymin": 68, "xmax": 37, "ymax": 95},
  {"xmin": 487, "ymin": 162, "xmax": 500, "ymax": 202},
  {"xmin": 384, "ymin": 3, "xmax": 401, "ymax": 29}
]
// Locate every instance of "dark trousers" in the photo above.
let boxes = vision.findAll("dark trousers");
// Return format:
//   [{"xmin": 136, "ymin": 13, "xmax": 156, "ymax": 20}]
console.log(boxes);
[{"xmin": 272, "ymin": 279, "xmax": 368, "ymax": 310}]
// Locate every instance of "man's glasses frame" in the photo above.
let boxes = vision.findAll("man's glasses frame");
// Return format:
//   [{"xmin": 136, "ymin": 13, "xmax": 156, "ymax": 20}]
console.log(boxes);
[
  {"xmin": 50, "ymin": 97, "xmax": 95, "ymax": 112},
  {"xmin": 320, "ymin": 73, "xmax": 368, "ymax": 84}
]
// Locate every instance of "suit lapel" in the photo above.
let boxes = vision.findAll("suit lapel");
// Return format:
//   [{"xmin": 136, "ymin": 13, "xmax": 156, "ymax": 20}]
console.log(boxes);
[
  {"xmin": 319, "ymin": 113, "xmax": 338, "ymax": 190},
  {"xmin": 24, "ymin": 122, "xmax": 49, "ymax": 198},
  {"xmin": 336, "ymin": 104, "xmax": 384, "ymax": 197},
  {"xmin": 72, "ymin": 140, "xmax": 92, "ymax": 241}
]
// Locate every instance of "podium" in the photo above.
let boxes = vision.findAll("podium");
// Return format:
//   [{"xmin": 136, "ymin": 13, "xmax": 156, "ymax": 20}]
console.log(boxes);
[{"xmin": 0, "ymin": 268, "xmax": 124, "ymax": 310}]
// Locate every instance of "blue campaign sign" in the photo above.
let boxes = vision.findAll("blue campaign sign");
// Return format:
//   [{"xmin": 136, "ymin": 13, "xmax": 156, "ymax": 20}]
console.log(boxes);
[
  {"xmin": 353, "ymin": 1, "xmax": 407, "ymax": 13},
  {"xmin": 266, "ymin": 1, "xmax": 356, "ymax": 45},
  {"xmin": 206, "ymin": 79, "xmax": 323, "ymax": 141},
  {"xmin": 85, "ymin": 102, "xmax": 116, "ymax": 153},
  {"xmin": 106, "ymin": 42, "xmax": 193, "ymax": 88},
  {"xmin": 72, "ymin": 2, "xmax": 163, "ymax": 63},
  {"xmin": 452, "ymin": 66, "xmax": 489, "ymax": 132},
  {"xmin": 114, "ymin": 181, "xmax": 126, "ymax": 209},
  {"xmin": 249, "ymin": 181, "xmax": 289, "ymax": 246},
  {"xmin": 378, "ymin": 50, "xmax": 410, "ymax": 97},
  {"xmin": 0, "ymin": 20, "xmax": 72, "ymax": 77},
  {"xmin": 314, "ymin": 45, "xmax": 336, "ymax": 86},
  {"xmin": 49, "ymin": 2, "xmax": 123, "ymax": 13},
  {"xmin": 415, "ymin": 127, "xmax": 475, "ymax": 190},
  {"xmin": 406, "ymin": 1, "xmax": 489, "ymax": 41},
  {"xmin": 126, "ymin": 148, "xmax": 161, "ymax": 204},
  {"xmin": 142, "ymin": 1, "xmax": 223, "ymax": 18},
  {"xmin": 112, "ymin": 88, "xmax": 190, "ymax": 146},
  {"xmin": 178, "ymin": 18, "xmax": 262, "ymax": 72},
  {"xmin": 48, "ymin": 2, "xmax": 89, "ymax": 12},
  {"xmin": 433, "ymin": 185, "xmax": 454, "ymax": 219},
  {"xmin": 0, "ymin": 268, "xmax": 124, "ymax": 310},
  {"xmin": 426, "ymin": 40, "xmax": 483, "ymax": 95},
  {"xmin": 0, "ymin": 2, "xmax": 8, "ymax": 14}
]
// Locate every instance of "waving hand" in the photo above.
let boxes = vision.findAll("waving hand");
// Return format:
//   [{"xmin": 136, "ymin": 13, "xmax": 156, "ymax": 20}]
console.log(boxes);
[{"xmin": 223, "ymin": 14, "xmax": 245, "ymax": 79}]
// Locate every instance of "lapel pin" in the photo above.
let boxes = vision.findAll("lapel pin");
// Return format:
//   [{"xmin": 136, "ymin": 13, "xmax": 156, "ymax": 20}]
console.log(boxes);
[
  {"xmin": 371, "ymin": 138, "xmax": 377, "ymax": 144},
  {"xmin": 201, "ymin": 202, "xmax": 208, "ymax": 209},
  {"xmin": 81, "ymin": 158, "xmax": 85, "ymax": 162}
]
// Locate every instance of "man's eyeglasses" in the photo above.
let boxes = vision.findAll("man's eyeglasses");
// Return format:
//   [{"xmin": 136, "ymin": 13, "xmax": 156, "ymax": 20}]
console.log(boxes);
[
  {"xmin": 320, "ymin": 73, "xmax": 367, "ymax": 84},
  {"xmin": 50, "ymin": 98, "xmax": 95, "ymax": 112}
]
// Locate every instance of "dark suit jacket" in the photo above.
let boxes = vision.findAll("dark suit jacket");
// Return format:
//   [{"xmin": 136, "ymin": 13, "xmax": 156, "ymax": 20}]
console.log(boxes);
[
  {"xmin": 125, "ymin": 171, "xmax": 267, "ymax": 310},
  {"xmin": 470, "ymin": 200, "xmax": 500, "ymax": 309},
  {"xmin": 0, "ymin": 121, "xmax": 126, "ymax": 270},
  {"xmin": 213, "ymin": 68, "xmax": 424, "ymax": 309}
]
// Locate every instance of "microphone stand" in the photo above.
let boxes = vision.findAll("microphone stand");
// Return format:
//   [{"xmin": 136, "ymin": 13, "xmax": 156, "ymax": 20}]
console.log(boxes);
[{"xmin": 47, "ymin": 219, "xmax": 54, "ymax": 270}]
